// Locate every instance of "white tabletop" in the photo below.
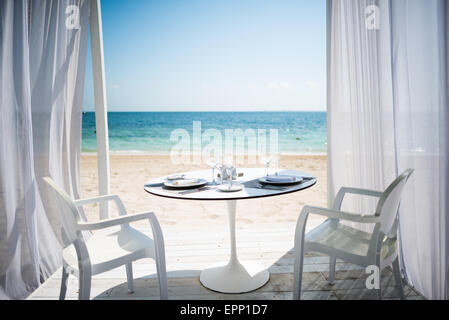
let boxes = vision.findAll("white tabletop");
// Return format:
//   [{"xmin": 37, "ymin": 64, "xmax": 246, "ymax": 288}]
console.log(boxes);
[{"xmin": 144, "ymin": 168, "xmax": 316, "ymax": 201}]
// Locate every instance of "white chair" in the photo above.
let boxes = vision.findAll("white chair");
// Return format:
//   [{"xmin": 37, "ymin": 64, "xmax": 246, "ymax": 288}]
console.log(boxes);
[
  {"xmin": 43, "ymin": 177, "xmax": 168, "ymax": 300},
  {"xmin": 293, "ymin": 169, "xmax": 414, "ymax": 300}
]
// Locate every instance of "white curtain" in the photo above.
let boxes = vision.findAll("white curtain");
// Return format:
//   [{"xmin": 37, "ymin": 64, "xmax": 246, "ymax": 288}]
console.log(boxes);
[
  {"xmin": 391, "ymin": 0, "xmax": 449, "ymax": 300},
  {"xmin": 328, "ymin": 0, "xmax": 396, "ymax": 227},
  {"xmin": 329, "ymin": 0, "xmax": 449, "ymax": 299},
  {"xmin": 0, "ymin": 0, "xmax": 89, "ymax": 299},
  {"xmin": 0, "ymin": 0, "xmax": 40, "ymax": 299}
]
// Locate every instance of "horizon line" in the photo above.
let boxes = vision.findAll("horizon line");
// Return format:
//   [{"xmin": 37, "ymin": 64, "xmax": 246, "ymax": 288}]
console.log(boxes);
[{"xmin": 82, "ymin": 109, "xmax": 327, "ymax": 113}]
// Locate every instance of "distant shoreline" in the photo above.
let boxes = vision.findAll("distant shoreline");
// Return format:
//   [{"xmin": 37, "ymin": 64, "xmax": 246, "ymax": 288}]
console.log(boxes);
[
  {"xmin": 82, "ymin": 110, "xmax": 327, "ymax": 113},
  {"xmin": 81, "ymin": 151, "xmax": 327, "ymax": 156},
  {"xmin": 82, "ymin": 112, "xmax": 327, "ymax": 157}
]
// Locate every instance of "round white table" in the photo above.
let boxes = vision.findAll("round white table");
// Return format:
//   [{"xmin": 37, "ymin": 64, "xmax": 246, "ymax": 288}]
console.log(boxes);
[{"xmin": 144, "ymin": 168, "xmax": 316, "ymax": 294}]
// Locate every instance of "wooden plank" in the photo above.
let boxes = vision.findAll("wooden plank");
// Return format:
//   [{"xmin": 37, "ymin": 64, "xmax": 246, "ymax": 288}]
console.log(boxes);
[
  {"xmin": 29, "ymin": 267, "xmax": 421, "ymax": 300},
  {"xmin": 46, "ymin": 261, "xmax": 362, "ymax": 283},
  {"xmin": 27, "ymin": 222, "xmax": 424, "ymax": 300}
]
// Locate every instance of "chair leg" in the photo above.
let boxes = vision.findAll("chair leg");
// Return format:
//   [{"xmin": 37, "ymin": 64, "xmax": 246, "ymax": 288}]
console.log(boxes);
[
  {"xmin": 293, "ymin": 251, "xmax": 305, "ymax": 300},
  {"xmin": 155, "ymin": 249, "xmax": 168, "ymax": 300},
  {"xmin": 147, "ymin": 213, "xmax": 168, "ymax": 299},
  {"xmin": 293, "ymin": 212, "xmax": 308, "ymax": 300},
  {"xmin": 392, "ymin": 257, "xmax": 405, "ymax": 300},
  {"xmin": 126, "ymin": 263, "xmax": 134, "ymax": 294},
  {"xmin": 78, "ymin": 265, "xmax": 91, "ymax": 300},
  {"xmin": 328, "ymin": 257, "xmax": 336, "ymax": 285},
  {"xmin": 376, "ymin": 262, "xmax": 382, "ymax": 300},
  {"xmin": 59, "ymin": 266, "xmax": 69, "ymax": 300}
]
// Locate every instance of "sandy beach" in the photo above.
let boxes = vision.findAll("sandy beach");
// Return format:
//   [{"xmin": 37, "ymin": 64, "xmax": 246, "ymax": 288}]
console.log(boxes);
[{"xmin": 80, "ymin": 155, "xmax": 327, "ymax": 228}]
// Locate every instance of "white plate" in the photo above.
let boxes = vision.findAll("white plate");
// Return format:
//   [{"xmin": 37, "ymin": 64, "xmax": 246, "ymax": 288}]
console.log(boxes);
[
  {"xmin": 258, "ymin": 175, "xmax": 303, "ymax": 185},
  {"xmin": 217, "ymin": 184, "xmax": 243, "ymax": 192},
  {"xmin": 164, "ymin": 179, "xmax": 208, "ymax": 189}
]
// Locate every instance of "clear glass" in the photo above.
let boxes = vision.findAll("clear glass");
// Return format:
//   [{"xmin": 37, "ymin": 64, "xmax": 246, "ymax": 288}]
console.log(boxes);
[
  {"xmin": 260, "ymin": 156, "xmax": 272, "ymax": 176},
  {"xmin": 225, "ymin": 165, "xmax": 235, "ymax": 189},
  {"xmin": 224, "ymin": 155, "xmax": 234, "ymax": 190},
  {"xmin": 215, "ymin": 164, "xmax": 223, "ymax": 185},
  {"xmin": 206, "ymin": 161, "xmax": 218, "ymax": 184}
]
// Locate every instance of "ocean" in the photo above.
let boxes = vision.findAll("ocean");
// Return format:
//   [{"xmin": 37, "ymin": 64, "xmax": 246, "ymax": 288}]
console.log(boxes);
[{"xmin": 82, "ymin": 112, "xmax": 327, "ymax": 155}]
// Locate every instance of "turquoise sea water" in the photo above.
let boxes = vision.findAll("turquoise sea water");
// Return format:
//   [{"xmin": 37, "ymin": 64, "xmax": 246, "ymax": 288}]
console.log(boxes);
[{"xmin": 82, "ymin": 112, "xmax": 327, "ymax": 154}]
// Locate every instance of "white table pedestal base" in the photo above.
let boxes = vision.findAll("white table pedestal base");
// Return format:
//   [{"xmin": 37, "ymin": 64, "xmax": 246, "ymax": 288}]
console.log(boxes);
[
  {"xmin": 200, "ymin": 261, "xmax": 270, "ymax": 294},
  {"xmin": 199, "ymin": 200, "xmax": 270, "ymax": 293}
]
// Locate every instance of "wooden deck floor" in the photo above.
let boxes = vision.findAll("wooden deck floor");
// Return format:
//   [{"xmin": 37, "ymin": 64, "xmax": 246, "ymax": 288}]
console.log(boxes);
[{"xmin": 28, "ymin": 222, "xmax": 424, "ymax": 300}]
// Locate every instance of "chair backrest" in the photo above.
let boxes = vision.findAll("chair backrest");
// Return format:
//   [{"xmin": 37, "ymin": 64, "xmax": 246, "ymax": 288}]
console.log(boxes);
[
  {"xmin": 43, "ymin": 177, "xmax": 83, "ymax": 246},
  {"xmin": 375, "ymin": 169, "xmax": 414, "ymax": 237}
]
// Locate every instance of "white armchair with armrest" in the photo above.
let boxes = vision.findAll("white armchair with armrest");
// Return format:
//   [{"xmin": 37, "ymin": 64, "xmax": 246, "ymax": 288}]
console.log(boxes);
[
  {"xmin": 43, "ymin": 177, "xmax": 168, "ymax": 300},
  {"xmin": 293, "ymin": 169, "xmax": 414, "ymax": 300}
]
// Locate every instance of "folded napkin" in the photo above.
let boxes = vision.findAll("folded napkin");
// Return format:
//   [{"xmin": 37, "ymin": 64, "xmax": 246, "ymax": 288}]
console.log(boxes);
[
  {"xmin": 171, "ymin": 178, "xmax": 199, "ymax": 186},
  {"xmin": 167, "ymin": 174, "xmax": 185, "ymax": 180},
  {"xmin": 266, "ymin": 175, "xmax": 296, "ymax": 182}
]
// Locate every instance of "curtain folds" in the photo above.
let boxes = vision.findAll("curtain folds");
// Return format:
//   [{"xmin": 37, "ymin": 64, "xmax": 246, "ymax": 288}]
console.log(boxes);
[
  {"xmin": 329, "ymin": 0, "xmax": 449, "ymax": 299},
  {"xmin": 328, "ymin": 0, "xmax": 396, "ymax": 233},
  {"xmin": 390, "ymin": 0, "xmax": 449, "ymax": 300},
  {"xmin": 0, "ymin": 0, "xmax": 89, "ymax": 299},
  {"xmin": 0, "ymin": 0, "xmax": 40, "ymax": 299},
  {"xmin": 29, "ymin": 0, "xmax": 90, "ymax": 269}
]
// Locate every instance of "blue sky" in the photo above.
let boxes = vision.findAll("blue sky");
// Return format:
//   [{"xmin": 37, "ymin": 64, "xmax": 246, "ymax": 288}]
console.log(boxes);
[{"xmin": 83, "ymin": 0, "xmax": 326, "ymax": 112}]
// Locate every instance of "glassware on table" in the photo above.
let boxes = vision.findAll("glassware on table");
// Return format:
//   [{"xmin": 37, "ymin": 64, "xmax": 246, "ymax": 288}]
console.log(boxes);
[
  {"xmin": 225, "ymin": 164, "xmax": 235, "ymax": 190},
  {"xmin": 223, "ymin": 156, "xmax": 235, "ymax": 190},
  {"xmin": 260, "ymin": 156, "xmax": 272, "ymax": 176},
  {"xmin": 206, "ymin": 161, "xmax": 218, "ymax": 185},
  {"xmin": 215, "ymin": 164, "xmax": 224, "ymax": 185}
]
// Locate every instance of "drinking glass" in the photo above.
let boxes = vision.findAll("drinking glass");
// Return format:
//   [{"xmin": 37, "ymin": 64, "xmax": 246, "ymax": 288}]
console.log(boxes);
[
  {"xmin": 224, "ymin": 156, "xmax": 234, "ymax": 189},
  {"xmin": 215, "ymin": 164, "xmax": 224, "ymax": 185},
  {"xmin": 206, "ymin": 161, "xmax": 218, "ymax": 184},
  {"xmin": 260, "ymin": 156, "xmax": 272, "ymax": 176},
  {"xmin": 225, "ymin": 164, "xmax": 235, "ymax": 189}
]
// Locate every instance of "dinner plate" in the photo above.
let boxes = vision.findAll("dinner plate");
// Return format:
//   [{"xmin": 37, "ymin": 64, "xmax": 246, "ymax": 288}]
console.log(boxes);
[
  {"xmin": 258, "ymin": 175, "xmax": 303, "ymax": 185},
  {"xmin": 217, "ymin": 184, "xmax": 243, "ymax": 192},
  {"xmin": 164, "ymin": 178, "xmax": 208, "ymax": 189}
]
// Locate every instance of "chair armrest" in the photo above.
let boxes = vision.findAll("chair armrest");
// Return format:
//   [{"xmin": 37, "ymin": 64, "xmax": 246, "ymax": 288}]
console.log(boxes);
[
  {"xmin": 301, "ymin": 205, "xmax": 380, "ymax": 224},
  {"xmin": 76, "ymin": 209, "xmax": 167, "ymax": 300},
  {"xmin": 74, "ymin": 195, "xmax": 127, "ymax": 216},
  {"xmin": 294, "ymin": 205, "xmax": 379, "ymax": 253},
  {"xmin": 77, "ymin": 212, "xmax": 153, "ymax": 231},
  {"xmin": 333, "ymin": 187, "xmax": 383, "ymax": 210}
]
